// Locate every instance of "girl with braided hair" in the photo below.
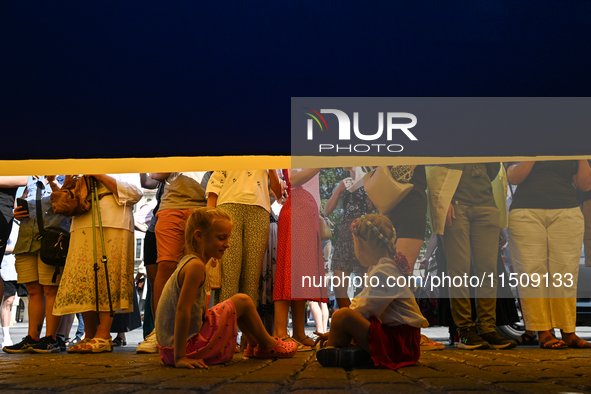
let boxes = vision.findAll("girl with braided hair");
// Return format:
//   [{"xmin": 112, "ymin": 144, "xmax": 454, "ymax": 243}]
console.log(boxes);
[{"xmin": 315, "ymin": 214, "xmax": 428, "ymax": 370}]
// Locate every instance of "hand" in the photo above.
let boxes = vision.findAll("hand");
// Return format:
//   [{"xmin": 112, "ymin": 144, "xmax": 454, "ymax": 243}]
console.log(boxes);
[
  {"xmin": 13, "ymin": 205, "xmax": 30, "ymax": 220},
  {"xmin": 313, "ymin": 331, "xmax": 329, "ymax": 348},
  {"xmin": 445, "ymin": 204, "xmax": 455, "ymax": 227},
  {"xmin": 45, "ymin": 175, "xmax": 56, "ymax": 183},
  {"xmin": 338, "ymin": 177, "xmax": 354, "ymax": 191},
  {"xmin": 175, "ymin": 357, "xmax": 209, "ymax": 369}
]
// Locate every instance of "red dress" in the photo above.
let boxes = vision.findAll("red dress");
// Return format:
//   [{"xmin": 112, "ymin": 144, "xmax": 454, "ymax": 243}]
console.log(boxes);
[{"xmin": 274, "ymin": 170, "xmax": 327, "ymax": 302}]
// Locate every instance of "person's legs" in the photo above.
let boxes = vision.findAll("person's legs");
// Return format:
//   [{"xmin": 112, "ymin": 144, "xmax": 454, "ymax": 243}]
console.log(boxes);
[
  {"xmin": 81, "ymin": 311, "xmax": 98, "ymax": 339},
  {"xmin": 326, "ymin": 307, "xmax": 371, "ymax": 352},
  {"xmin": 309, "ymin": 301, "xmax": 324, "ymax": 333},
  {"xmin": 231, "ymin": 294, "xmax": 275, "ymax": 349},
  {"xmin": 239, "ymin": 205, "xmax": 269, "ymax": 303},
  {"xmin": 321, "ymin": 302, "xmax": 329, "ymax": 334},
  {"xmin": 153, "ymin": 209, "xmax": 192, "ymax": 312},
  {"xmin": 42, "ymin": 285, "xmax": 61, "ymax": 337},
  {"xmin": 25, "ymin": 281, "xmax": 45, "ymax": 338},
  {"xmin": 291, "ymin": 299, "xmax": 313, "ymax": 345},
  {"xmin": 333, "ymin": 270, "xmax": 351, "ymax": 309},
  {"xmin": 273, "ymin": 299, "xmax": 290, "ymax": 338},
  {"xmin": 216, "ymin": 204, "xmax": 244, "ymax": 303},
  {"xmin": 1, "ymin": 294, "xmax": 15, "ymax": 345},
  {"xmin": 547, "ymin": 208, "xmax": 587, "ymax": 346},
  {"xmin": 469, "ymin": 205, "xmax": 500, "ymax": 335},
  {"xmin": 442, "ymin": 205, "xmax": 474, "ymax": 331}
]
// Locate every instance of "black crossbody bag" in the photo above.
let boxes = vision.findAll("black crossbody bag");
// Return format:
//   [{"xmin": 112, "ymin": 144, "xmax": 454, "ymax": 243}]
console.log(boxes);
[{"xmin": 36, "ymin": 181, "xmax": 70, "ymax": 283}]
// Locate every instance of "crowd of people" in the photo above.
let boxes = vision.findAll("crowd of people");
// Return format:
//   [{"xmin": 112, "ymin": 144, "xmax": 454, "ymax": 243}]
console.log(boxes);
[{"xmin": 0, "ymin": 160, "xmax": 589, "ymax": 370}]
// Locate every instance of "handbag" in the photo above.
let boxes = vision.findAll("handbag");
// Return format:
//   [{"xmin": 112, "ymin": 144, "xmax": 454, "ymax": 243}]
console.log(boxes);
[
  {"xmin": 319, "ymin": 215, "xmax": 333, "ymax": 241},
  {"xmin": 206, "ymin": 258, "xmax": 222, "ymax": 290},
  {"xmin": 35, "ymin": 181, "xmax": 70, "ymax": 283},
  {"xmin": 363, "ymin": 166, "xmax": 414, "ymax": 214},
  {"xmin": 50, "ymin": 176, "xmax": 91, "ymax": 217}
]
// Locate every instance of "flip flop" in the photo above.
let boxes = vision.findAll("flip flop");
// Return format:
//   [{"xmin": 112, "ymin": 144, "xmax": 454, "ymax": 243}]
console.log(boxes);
[
  {"xmin": 539, "ymin": 336, "xmax": 567, "ymax": 349},
  {"xmin": 517, "ymin": 333, "xmax": 539, "ymax": 346},
  {"xmin": 420, "ymin": 334, "xmax": 445, "ymax": 351}
]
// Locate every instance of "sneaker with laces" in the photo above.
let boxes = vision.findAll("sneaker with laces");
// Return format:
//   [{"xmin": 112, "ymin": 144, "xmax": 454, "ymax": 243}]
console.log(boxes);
[
  {"xmin": 2, "ymin": 335, "xmax": 39, "ymax": 353},
  {"xmin": 32, "ymin": 336, "xmax": 62, "ymax": 354},
  {"xmin": 457, "ymin": 328, "xmax": 490, "ymax": 350},
  {"xmin": 480, "ymin": 331, "xmax": 517, "ymax": 349},
  {"xmin": 136, "ymin": 329, "xmax": 158, "ymax": 354}
]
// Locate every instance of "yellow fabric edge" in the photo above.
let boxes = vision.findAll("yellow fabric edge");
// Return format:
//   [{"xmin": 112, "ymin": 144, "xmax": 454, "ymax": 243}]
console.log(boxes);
[{"xmin": 1, "ymin": 155, "xmax": 590, "ymax": 176}]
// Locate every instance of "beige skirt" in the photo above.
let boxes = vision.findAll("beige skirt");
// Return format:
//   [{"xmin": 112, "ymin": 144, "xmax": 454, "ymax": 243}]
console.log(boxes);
[{"xmin": 53, "ymin": 227, "xmax": 135, "ymax": 316}]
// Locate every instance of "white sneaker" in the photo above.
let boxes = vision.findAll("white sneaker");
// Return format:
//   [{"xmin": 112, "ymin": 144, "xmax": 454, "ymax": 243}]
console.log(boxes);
[
  {"xmin": 2, "ymin": 339, "xmax": 13, "ymax": 348},
  {"xmin": 136, "ymin": 329, "xmax": 157, "ymax": 354}
]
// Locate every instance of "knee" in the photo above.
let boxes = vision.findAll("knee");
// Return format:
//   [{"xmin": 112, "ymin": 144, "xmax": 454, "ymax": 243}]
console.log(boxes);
[
  {"xmin": 25, "ymin": 282, "xmax": 42, "ymax": 297},
  {"xmin": 231, "ymin": 293, "xmax": 254, "ymax": 309},
  {"xmin": 43, "ymin": 285, "xmax": 58, "ymax": 297},
  {"xmin": 330, "ymin": 307, "xmax": 355, "ymax": 327}
]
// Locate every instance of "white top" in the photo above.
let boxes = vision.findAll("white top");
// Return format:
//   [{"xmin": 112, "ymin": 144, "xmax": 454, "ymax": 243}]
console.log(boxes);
[
  {"xmin": 1, "ymin": 222, "xmax": 19, "ymax": 281},
  {"xmin": 206, "ymin": 170, "xmax": 271, "ymax": 212},
  {"xmin": 71, "ymin": 174, "xmax": 143, "ymax": 232},
  {"xmin": 350, "ymin": 257, "xmax": 429, "ymax": 328}
]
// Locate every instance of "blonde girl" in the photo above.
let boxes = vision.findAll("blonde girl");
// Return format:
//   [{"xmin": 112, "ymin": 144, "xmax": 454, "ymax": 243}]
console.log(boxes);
[
  {"xmin": 155, "ymin": 207, "xmax": 296, "ymax": 368},
  {"xmin": 315, "ymin": 214, "xmax": 428, "ymax": 370}
]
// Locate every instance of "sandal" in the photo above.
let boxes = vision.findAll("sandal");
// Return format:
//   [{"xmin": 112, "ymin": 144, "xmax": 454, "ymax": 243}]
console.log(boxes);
[
  {"xmin": 67, "ymin": 338, "xmax": 91, "ymax": 353},
  {"xmin": 78, "ymin": 337, "xmax": 113, "ymax": 353},
  {"xmin": 254, "ymin": 337, "xmax": 297, "ymax": 358},
  {"xmin": 517, "ymin": 333, "xmax": 539, "ymax": 346},
  {"xmin": 420, "ymin": 334, "xmax": 445, "ymax": 351},
  {"xmin": 112, "ymin": 337, "xmax": 127, "ymax": 347},
  {"xmin": 294, "ymin": 335, "xmax": 316, "ymax": 347},
  {"xmin": 316, "ymin": 346, "xmax": 372, "ymax": 369},
  {"xmin": 564, "ymin": 337, "xmax": 591, "ymax": 349},
  {"xmin": 539, "ymin": 336, "xmax": 567, "ymax": 349},
  {"xmin": 280, "ymin": 336, "xmax": 313, "ymax": 352}
]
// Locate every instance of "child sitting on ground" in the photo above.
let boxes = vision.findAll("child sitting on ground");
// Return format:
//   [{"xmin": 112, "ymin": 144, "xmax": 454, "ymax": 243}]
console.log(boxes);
[
  {"xmin": 155, "ymin": 207, "xmax": 297, "ymax": 368},
  {"xmin": 315, "ymin": 214, "xmax": 429, "ymax": 370}
]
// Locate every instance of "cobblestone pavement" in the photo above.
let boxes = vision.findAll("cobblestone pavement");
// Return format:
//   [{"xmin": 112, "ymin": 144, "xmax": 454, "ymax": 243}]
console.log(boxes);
[{"xmin": 2, "ymin": 345, "xmax": 591, "ymax": 393}]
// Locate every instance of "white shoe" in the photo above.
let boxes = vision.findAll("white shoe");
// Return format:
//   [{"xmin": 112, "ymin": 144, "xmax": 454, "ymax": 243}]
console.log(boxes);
[
  {"xmin": 2, "ymin": 339, "xmax": 13, "ymax": 348},
  {"xmin": 136, "ymin": 329, "xmax": 157, "ymax": 354}
]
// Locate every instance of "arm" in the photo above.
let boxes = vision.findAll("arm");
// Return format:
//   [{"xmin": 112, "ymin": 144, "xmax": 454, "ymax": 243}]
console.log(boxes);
[
  {"xmin": 0, "ymin": 176, "xmax": 28, "ymax": 188},
  {"xmin": 45, "ymin": 176, "xmax": 62, "ymax": 192},
  {"xmin": 290, "ymin": 168, "xmax": 321, "ymax": 187},
  {"xmin": 149, "ymin": 173, "xmax": 171, "ymax": 181},
  {"xmin": 90, "ymin": 174, "xmax": 143, "ymax": 205},
  {"xmin": 507, "ymin": 162, "xmax": 535, "ymax": 185},
  {"xmin": 268, "ymin": 169, "xmax": 282, "ymax": 199},
  {"xmin": 174, "ymin": 260, "xmax": 208, "ymax": 369},
  {"xmin": 205, "ymin": 171, "xmax": 226, "ymax": 207},
  {"xmin": 573, "ymin": 160, "xmax": 591, "ymax": 192},
  {"xmin": 323, "ymin": 179, "xmax": 349, "ymax": 216},
  {"xmin": 207, "ymin": 193, "xmax": 218, "ymax": 207},
  {"xmin": 141, "ymin": 173, "xmax": 162, "ymax": 189}
]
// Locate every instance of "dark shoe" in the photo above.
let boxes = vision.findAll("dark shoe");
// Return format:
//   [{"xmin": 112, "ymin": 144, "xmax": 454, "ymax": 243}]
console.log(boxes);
[
  {"xmin": 56, "ymin": 335, "xmax": 68, "ymax": 352},
  {"xmin": 32, "ymin": 336, "xmax": 62, "ymax": 354},
  {"xmin": 480, "ymin": 332, "xmax": 517, "ymax": 349},
  {"xmin": 457, "ymin": 328, "xmax": 490, "ymax": 350},
  {"xmin": 3, "ymin": 335, "xmax": 39, "ymax": 353},
  {"xmin": 517, "ymin": 332, "xmax": 539, "ymax": 346},
  {"xmin": 70, "ymin": 336, "xmax": 82, "ymax": 346},
  {"xmin": 112, "ymin": 337, "xmax": 127, "ymax": 347},
  {"xmin": 316, "ymin": 346, "xmax": 372, "ymax": 369}
]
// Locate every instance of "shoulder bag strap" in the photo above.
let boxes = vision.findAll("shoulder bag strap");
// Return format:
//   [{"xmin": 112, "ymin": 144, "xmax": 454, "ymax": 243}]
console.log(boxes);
[{"xmin": 35, "ymin": 180, "xmax": 45, "ymax": 238}]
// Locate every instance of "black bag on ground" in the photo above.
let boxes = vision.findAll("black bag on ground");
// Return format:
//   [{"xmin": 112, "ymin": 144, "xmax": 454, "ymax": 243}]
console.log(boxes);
[{"xmin": 35, "ymin": 180, "xmax": 70, "ymax": 283}]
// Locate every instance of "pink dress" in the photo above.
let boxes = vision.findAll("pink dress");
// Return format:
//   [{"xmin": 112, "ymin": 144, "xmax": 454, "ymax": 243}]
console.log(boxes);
[{"xmin": 274, "ymin": 170, "xmax": 327, "ymax": 302}]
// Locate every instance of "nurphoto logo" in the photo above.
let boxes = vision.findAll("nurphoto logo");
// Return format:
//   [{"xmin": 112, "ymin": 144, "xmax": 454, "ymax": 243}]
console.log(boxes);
[{"xmin": 303, "ymin": 108, "xmax": 418, "ymax": 153}]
